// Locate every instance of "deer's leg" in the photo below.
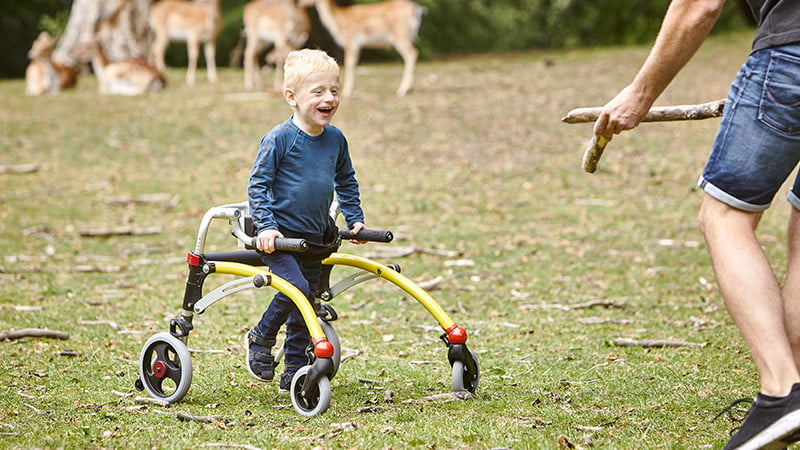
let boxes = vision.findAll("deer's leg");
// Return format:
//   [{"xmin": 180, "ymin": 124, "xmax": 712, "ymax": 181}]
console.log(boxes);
[
  {"xmin": 268, "ymin": 41, "xmax": 291, "ymax": 92},
  {"xmin": 244, "ymin": 37, "xmax": 268, "ymax": 90},
  {"xmin": 204, "ymin": 40, "xmax": 217, "ymax": 83},
  {"xmin": 151, "ymin": 34, "xmax": 168, "ymax": 73},
  {"xmin": 342, "ymin": 45, "xmax": 360, "ymax": 97},
  {"xmin": 186, "ymin": 36, "xmax": 199, "ymax": 86},
  {"xmin": 394, "ymin": 41, "xmax": 418, "ymax": 97}
]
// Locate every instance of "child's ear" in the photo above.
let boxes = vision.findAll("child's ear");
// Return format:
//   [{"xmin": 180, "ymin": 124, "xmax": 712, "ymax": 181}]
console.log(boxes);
[{"xmin": 283, "ymin": 88, "xmax": 296, "ymax": 107}]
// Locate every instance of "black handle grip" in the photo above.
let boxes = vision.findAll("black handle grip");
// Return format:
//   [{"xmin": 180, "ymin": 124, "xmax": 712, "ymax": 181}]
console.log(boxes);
[
  {"xmin": 274, "ymin": 238, "xmax": 309, "ymax": 252},
  {"xmin": 250, "ymin": 236, "xmax": 309, "ymax": 252},
  {"xmin": 338, "ymin": 229, "xmax": 393, "ymax": 243}
]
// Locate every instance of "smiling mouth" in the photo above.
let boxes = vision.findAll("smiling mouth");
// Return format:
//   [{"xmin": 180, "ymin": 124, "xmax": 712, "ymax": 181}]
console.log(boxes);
[{"xmin": 318, "ymin": 106, "xmax": 334, "ymax": 113}]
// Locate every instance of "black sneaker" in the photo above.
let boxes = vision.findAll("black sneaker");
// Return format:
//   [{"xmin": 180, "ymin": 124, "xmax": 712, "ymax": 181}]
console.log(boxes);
[
  {"xmin": 722, "ymin": 383, "xmax": 800, "ymax": 450},
  {"xmin": 278, "ymin": 371, "xmax": 296, "ymax": 394},
  {"xmin": 245, "ymin": 330, "xmax": 276, "ymax": 382}
]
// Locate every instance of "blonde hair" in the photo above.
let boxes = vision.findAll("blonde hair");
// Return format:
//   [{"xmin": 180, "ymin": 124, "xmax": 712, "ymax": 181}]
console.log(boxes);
[{"xmin": 283, "ymin": 49, "xmax": 339, "ymax": 91}]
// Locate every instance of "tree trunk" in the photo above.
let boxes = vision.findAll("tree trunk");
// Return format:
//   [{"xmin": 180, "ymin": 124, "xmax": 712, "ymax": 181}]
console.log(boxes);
[{"xmin": 54, "ymin": 0, "xmax": 152, "ymax": 65}]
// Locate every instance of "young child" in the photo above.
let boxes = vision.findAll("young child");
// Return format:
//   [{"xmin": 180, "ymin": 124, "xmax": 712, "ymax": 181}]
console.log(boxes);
[{"xmin": 246, "ymin": 48, "xmax": 366, "ymax": 391}]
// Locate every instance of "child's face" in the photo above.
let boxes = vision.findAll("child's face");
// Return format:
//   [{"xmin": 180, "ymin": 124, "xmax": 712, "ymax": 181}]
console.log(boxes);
[{"xmin": 285, "ymin": 70, "xmax": 340, "ymax": 136}]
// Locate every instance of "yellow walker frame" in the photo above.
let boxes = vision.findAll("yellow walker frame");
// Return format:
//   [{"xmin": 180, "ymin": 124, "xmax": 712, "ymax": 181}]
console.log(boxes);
[{"xmin": 135, "ymin": 202, "xmax": 479, "ymax": 416}]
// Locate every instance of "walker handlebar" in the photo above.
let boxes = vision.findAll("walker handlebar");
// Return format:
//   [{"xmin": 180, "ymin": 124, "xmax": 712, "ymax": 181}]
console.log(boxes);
[
  {"xmin": 338, "ymin": 228, "xmax": 394, "ymax": 243},
  {"xmin": 230, "ymin": 220, "xmax": 309, "ymax": 252}
]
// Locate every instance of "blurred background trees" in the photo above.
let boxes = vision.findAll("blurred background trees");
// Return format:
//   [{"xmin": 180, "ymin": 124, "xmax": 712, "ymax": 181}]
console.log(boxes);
[{"xmin": 2, "ymin": 0, "xmax": 752, "ymax": 79}]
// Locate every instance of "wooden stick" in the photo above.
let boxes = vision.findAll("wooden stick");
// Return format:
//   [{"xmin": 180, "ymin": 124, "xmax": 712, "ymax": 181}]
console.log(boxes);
[
  {"xmin": 0, "ymin": 328, "xmax": 69, "ymax": 341},
  {"xmin": 582, "ymin": 135, "xmax": 608, "ymax": 174},
  {"xmin": 561, "ymin": 99, "xmax": 726, "ymax": 124},
  {"xmin": 563, "ymin": 99, "xmax": 726, "ymax": 173}
]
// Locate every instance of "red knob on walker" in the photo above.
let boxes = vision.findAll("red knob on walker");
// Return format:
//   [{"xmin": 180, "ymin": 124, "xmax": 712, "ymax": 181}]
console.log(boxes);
[
  {"xmin": 314, "ymin": 339, "xmax": 335, "ymax": 358},
  {"xmin": 446, "ymin": 325, "xmax": 468, "ymax": 344}
]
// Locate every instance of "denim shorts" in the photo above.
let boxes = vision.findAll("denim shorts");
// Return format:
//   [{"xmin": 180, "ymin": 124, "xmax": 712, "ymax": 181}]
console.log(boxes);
[{"xmin": 698, "ymin": 43, "xmax": 800, "ymax": 212}]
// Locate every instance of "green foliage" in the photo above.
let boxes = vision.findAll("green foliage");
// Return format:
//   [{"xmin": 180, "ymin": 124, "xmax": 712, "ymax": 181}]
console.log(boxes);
[
  {"xmin": 415, "ymin": 0, "xmax": 751, "ymax": 57},
  {"xmin": 38, "ymin": 8, "xmax": 72, "ymax": 38}
]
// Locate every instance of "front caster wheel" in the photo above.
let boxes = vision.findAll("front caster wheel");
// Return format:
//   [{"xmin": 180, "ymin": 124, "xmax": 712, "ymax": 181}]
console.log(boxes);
[
  {"xmin": 290, "ymin": 365, "xmax": 331, "ymax": 417},
  {"xmin": 451, "ymin": 350, "xmax": 480, "ymax": 393},
  {"xmin": 138, "ymin": 332, "xmax": 193, "ymax": 403}
]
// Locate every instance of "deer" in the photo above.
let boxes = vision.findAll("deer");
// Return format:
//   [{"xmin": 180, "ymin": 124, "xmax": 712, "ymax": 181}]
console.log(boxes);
[
  {"xmin": 82, "ymin": 41, "xmax": 166, "ymax": 95},
  {"xmin": 298, "ymin": 0, "xmax": 425, "ymax": 97},
  {"xmin": 149, "ymin": 0, "xmax": 222, "ymax": 86},
  {"xmin": 25, "ymin": 31, "xmax": 78, "ymax": 96},
  {"xmin": 242, "ymin": 0, "xmax": 310, "ymax": 92}
]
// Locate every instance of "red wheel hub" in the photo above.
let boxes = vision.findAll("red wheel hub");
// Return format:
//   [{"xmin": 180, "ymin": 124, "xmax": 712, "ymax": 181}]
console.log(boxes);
[{"xmin": 152, "ymin": 360, "xmax": 167, "ymax": 378}]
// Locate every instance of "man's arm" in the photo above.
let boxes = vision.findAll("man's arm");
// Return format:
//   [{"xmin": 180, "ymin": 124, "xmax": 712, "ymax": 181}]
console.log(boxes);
[{"xmin": 594, "ymin": 0, "xmax": 726, "ymax": 140}]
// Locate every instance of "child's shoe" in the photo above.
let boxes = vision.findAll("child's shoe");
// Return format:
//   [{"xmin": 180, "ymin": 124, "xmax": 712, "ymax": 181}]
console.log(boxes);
[
  {"xmin": 245, "ymin": 330, "xmax": 276, "ymax": 382},
  {"xmin": 278, "ymin": 371, "xmax": 296, "ymax": 394}
]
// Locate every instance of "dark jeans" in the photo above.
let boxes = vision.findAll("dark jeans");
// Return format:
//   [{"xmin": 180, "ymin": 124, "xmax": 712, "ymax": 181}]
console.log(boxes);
[{"xmin": 254, "ymin": 231, "xmax": 323, "ymax": 373}]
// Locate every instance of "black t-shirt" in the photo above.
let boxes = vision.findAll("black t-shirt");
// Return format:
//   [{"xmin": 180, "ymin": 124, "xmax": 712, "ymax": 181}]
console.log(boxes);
[{"xmin": 746, "ymin": 0, "xmax": 800, "ymax": 50}]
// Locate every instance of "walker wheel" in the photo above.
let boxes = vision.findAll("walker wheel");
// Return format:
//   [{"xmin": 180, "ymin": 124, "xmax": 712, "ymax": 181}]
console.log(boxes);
[
  {"xmin": 138, "ymin": 332, "xmax": 193, "ymax": 403},
  {"xmin": 290, "ymin": 365, "xmax": 331, "ymax": 417},
  {"xmin": 451, "ymin": 350, "xmax": 480, "ymax": 393}
]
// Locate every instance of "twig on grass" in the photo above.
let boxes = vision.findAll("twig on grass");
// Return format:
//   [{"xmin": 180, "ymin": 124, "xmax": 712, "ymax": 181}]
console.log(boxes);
[
  {"xmin": 0, "ymin": 164, "xmax": 39, "ymax": 174},
  {"xmin": 402, "ymin": 391, "xmax": 472, "ymax": 404},
  {"xmin": 520, "ymin": 300, "xmax": 627, "ymax": 311},
  {"xmin": 135, "ymin": 396, "xmax": 170, "ymax": 407},
  {"xmin": 121, "ymin": 405, "xmax": 148, "ymax": 412},
  {"xmin": 78, "ymin": 225, "xmax": 162, "ymax": 237},
  {"xmin": 577, "ymin": 317, "xmax": 634, "ymax": 325},
  {"xmin": 152, "ymin": 409, "xmax": 231, "ymax": 427},
  {"xmin": 417, "ymin": 276, "xmax": 443, "ymax": 290},
  {"xmin": 78, "ymin": 320, "xmax": 120, "ymax": 329},
  {"xmin": 357, "ymin": 406, "xmax": 388, "ymax": 413},
  {"xmin": 104, "ymin": 193, "xmax": 179, "ymax": 210},
  {"xmin": 202, "ymin": 444, "xmax": 262, "ymax": 450},
  {"xmin": 0, "ymin": 328, "xmax": 69, "ymax": 341},
  {"xmin": 111, "ymin": 390, "xmax": 134, "ymax": 398},
  {"xmin": 360, "ymin": 246, "xmax": 461, "ymax": 260},
  {"xmin": 74, "ymin": 265, "xmax": 124, "ymax": 273},
  {"xmin": 176, "ymin": 412, "xmax": 226, "ymax": 424},
  {"xmin": 23, "ymin": 403, "xmax": 49, "ymax": 415},
  {"xmin": 612, "ymin": 338, "xmax": 706, "ymax": 348}
]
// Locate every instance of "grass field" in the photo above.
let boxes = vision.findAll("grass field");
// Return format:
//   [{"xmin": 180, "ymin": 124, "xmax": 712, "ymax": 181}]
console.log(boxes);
[{"xmin": 0, "ymin": 30, "xmax": 790, "ymax": 448}]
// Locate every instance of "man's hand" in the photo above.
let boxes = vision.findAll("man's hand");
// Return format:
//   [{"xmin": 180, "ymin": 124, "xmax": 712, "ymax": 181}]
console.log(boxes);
[{"xmin": 593, "ymin": 84, "xmax": 653, "ymax": 142}]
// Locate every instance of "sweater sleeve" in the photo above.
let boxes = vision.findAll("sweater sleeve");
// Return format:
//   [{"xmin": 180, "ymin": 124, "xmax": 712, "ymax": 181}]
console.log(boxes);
[{"xmin": 248, "ymin": 134, "xmax": 280, "ymax": 233}]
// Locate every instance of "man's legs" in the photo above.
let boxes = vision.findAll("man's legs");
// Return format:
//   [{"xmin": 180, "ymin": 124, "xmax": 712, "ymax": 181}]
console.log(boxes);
[
  {"xmin": 782, "ymin": 207, "xmax": 800, "ymax": 369},
  {"xmin": 698, "ymin": 193, "xmax": 800, "ymax": 396}
]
